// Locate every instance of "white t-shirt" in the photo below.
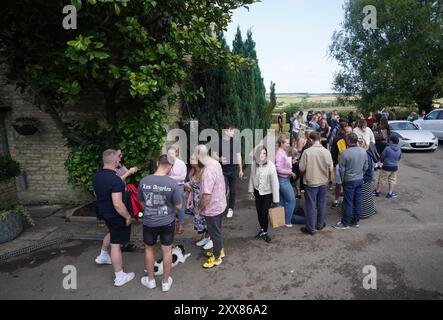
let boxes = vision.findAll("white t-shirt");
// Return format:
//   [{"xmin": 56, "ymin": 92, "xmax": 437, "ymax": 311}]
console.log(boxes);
[
  {"xmin": 353, "ymin": 127, "xmax": 375, "ymax": 149},
  {"xmin": 292, "ymin": 119, "xmax": 305, "ymax": 133}
]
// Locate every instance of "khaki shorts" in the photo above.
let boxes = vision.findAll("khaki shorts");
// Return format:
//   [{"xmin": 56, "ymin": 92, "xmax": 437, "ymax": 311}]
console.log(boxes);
[{"xmin": 377, "ymin": 170, "xmax": 398, "ymax": 185}]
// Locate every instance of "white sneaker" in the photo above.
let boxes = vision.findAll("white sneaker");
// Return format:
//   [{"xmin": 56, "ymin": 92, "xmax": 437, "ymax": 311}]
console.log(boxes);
[
  {"xmin": 95, "ymin": 254, "xmax": 112, "ymax": 265},
  {"xmin": 203, "ymin": 239, "xmax": 214, "ymax": 250},
  {"xmin": 227, "ymin": 209, "xmax": 234, "ymax": 218},
  {"xmin": 141, "ymin": 276, "xmax": 156, "ymax": 289},
  {"xmin": 196, "ymin": 237, "xmax": 210, "ymax": 247},
  {"xmin": 162, "ymin": 277, "xmax": 173, "ymax": 292},
  {"xmin": 114, "ymin": 272, "xmax": 135, "ymax": 287},
  {"xmin": 285, "ymin": 224, "xmax": 293, "ymax": 228}
]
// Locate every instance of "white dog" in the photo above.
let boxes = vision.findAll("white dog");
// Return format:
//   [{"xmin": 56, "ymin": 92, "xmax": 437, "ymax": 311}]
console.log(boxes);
[{"xmin": 152, "ymin": 245, "xmax": 191, "ymax": 276}]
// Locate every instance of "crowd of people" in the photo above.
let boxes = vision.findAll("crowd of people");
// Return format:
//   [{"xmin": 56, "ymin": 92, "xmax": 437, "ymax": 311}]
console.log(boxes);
[
  {"xmin": 275, "ymin": 110, "xmax": 402, "ymax": 231},
  {"xmin": 92, "ymin": 112, "xmax": 402, "ymax": 292}
]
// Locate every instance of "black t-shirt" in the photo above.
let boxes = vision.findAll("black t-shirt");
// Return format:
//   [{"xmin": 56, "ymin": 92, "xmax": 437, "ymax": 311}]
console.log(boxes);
[
  {"xmin": 348, "ymin": 114, "xmax": 354, "ymax": 124},
  {"xmin": 219, "ymin": 136, "xmax": 240, "ymax": 170},
  {"xmin": 318, "ymin": 126, "xmax": 329, "ymax": 138},
  {"xmin": 93, "ymin": 169, "xmax": 125, "ymax": 219}
]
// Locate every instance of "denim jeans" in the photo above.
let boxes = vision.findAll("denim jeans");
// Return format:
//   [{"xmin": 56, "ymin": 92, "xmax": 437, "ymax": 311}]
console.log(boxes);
[
  {"xmin": 278, "ymin": 176, "xmax": 296, "ymax": 224},
  {"xmin": 342, "ymin": 179, "xmax": 363, "ymax": 226},
  {"xmin": 177, "ymin": 184, "xmax": 185, "ymax": 225},
  {"xmin": 291, "ymin": 214, "xmax": 305, "ymax": 225},
  {"xmin": 304, "ymin": 185, "xmax": 328, "ymax": 233}
]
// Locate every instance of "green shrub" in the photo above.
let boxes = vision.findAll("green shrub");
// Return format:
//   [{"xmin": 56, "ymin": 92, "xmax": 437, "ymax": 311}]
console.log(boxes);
[
  {"xmin": 0, "ymin": 202, "xmax": 34, "ymax": 226},
  {"xmin": 65, "ymin": 105, "xmax": 168, "ymax": 193},
  {"xmin": 0, "ymin": 156, "xmax": 21, "ymax": 182}
]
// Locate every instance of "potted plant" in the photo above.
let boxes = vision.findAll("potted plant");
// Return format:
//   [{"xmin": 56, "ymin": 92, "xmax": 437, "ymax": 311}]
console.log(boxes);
[
  {"xmin": 12, "ymin": 117, "xmax": 40, "ymax": 135},
  {"xmin": 0, "ymin": 203, "xmax": 34, "ymax": 244},
  {"xmin": 0, "ymin": 155, "xmax": 20, "ymax": 183}
]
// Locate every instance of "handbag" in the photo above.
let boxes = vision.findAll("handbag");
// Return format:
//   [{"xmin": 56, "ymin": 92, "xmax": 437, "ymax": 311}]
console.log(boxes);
[{"xmin": 268, "ymin": 206, "xmax": 285, "ymax": 228}]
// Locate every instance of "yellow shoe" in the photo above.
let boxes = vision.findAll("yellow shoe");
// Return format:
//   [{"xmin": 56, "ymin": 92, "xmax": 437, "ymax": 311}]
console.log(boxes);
[
  {"xmin": 205, "ymin": 248, "xmax": 225, "ymax": 259},
  {"xmin": 202, "ymin": 256, "xmax": 222, "ymax": 269}
]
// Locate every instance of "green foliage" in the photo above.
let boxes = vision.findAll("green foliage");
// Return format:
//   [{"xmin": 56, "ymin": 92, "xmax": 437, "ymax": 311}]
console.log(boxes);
[
  {"xmin": 262, "ymin": 82, "xmax": 277, "ymax": 130},
  {"xmin": 65, "ymin": 103, "xmax": 168, "ymax": 192},
  {"xmin": 269, "ymin": 82, "xmax": 277, "ymax": 110},
  {"xmin": 280, "ymin": 103, "xmax": 303, "ymax": 120},
  {"xmin": 1, "ymin": 0, "xmax": 257, "ymax": 107},
  {"xmin": 0, "ymin": 203, "xmax": 34, "ymax": 226},
  {"xmin": 185, "ymin": 28, "xmax": 268, "ymax": 135},
  {"xmin": 1, "ymin": 0, "xmax": 258, "ymax": 191},
  {"xmin": 0, "ymin": 156, "xmax": 21, "ymax": 182},
  {"xmin": 330, "ymin": 0, "xmax": 443, "ymax": 113}
]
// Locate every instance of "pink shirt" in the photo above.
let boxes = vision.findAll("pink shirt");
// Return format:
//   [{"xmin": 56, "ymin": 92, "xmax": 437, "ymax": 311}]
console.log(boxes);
[
  {"xmin": 275, "ymin": 148, "xmax": 292, "ymax": 178},
  {"xmin": 168, "ymin": 158, "xmax": 187, "ymax": 185},
  {"xmin": 200, "ymin": 158, "xmax": 227, "ymax": 216}
]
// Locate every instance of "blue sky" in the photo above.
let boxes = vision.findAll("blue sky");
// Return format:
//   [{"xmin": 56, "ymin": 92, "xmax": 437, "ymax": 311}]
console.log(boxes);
[{"xmin": 225, "ymin": 0, "xmax": 347, "ymax": 93}]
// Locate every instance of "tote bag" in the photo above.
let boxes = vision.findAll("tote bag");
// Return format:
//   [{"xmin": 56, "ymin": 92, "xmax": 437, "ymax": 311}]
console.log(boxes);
[{"xmin": 268, "ymin": 206, "xmax": 285, "ymax": 228}]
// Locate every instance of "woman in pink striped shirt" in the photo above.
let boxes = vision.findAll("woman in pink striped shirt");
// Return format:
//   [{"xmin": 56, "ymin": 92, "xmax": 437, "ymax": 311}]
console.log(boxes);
[{"xmin": 275, "ymin": 136, "xmax": 297, "ymax": 227}]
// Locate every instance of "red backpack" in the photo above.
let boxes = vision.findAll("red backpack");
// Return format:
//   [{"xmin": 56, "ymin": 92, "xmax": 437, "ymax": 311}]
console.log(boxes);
[{"xmin": 125, "ymin": 183, "xmax": 143, "ymax": 220}]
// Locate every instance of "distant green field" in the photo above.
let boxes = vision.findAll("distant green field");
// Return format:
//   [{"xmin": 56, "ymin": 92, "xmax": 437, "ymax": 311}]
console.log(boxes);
[
  {"xmin": 275, "ymin": 94, "xmax": 339, "ymax": 105},
  {"xmin": 268, "ymin": 94, "xmax": 442, "ymax": 120},
  {"xmin": 269, "ymin": 93, "xmax": 357, "ymax": 114}
]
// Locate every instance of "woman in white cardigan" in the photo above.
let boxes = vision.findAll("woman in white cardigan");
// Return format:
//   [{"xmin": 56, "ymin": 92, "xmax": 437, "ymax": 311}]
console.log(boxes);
[{"xmin": 248, "ymin": 146, "xmax": 280, "ymax": 243}]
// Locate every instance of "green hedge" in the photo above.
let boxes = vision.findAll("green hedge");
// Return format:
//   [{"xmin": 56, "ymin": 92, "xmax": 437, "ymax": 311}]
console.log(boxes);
[{"xmin": 0, "ymin": 156, "xmax": 20, "ymax": 183}]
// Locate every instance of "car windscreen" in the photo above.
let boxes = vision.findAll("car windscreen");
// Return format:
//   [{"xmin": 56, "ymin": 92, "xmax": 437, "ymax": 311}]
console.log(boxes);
[{"xmin": 390, "ymin": 122, "xmax": 418, "ymax": 130}]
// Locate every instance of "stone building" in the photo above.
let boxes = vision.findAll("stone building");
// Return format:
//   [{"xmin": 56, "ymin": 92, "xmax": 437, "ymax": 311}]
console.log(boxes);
[
  {"xmin": 0, "ymin": 65, "xmax": 181, "ymax": 205},
  {"xmin": 0, "ymin": 65, "xmax": 96, "ymax": 205}
]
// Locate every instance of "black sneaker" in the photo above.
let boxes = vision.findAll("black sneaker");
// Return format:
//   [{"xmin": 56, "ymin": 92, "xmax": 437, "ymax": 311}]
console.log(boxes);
[
  {"xmin": 386, "ymin": 192, "xmax": 398, "ymax": 199},
  {"xmin": 332, "ymin": 222, "xmax": 350, "ymax": 230},
  {"xmin": 331, "ymin": 202, "xmax": 340, "ymax": 209},
  {"xmin": 316, "ymin": 223, "xmax": 326, "ymax": 231},
  {"xmin": 255, "ymin": 230, "xmax": 265, "ymax": 239},
  {"xmin": 300, "ymin": 227, "xmax": 315, "ymax": 236},
  {"xmin": 261, "ymin": 233, "xmax": 272, "ymax": 243}
]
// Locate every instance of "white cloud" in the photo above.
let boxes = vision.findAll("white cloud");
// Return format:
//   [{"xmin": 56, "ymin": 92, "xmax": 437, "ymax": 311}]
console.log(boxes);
[{"xmin": 280, "ymin": 64, "xmax": 296, "ymax": 73}]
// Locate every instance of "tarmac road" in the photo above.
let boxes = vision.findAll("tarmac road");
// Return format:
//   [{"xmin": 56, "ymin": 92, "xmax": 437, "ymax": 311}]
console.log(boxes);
[{"xmin": 1, "ymin": 144, "xmax": 443, "ymax": 300}]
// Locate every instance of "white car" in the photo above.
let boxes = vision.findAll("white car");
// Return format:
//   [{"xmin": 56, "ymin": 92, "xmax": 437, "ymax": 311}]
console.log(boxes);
[
  {"xmin": 414, "ymin": 109, "xmax": 443, "ymax": 140},
  {"xmin": 389, "ymin": 121, "xmax": 438, "ymax": 151}
]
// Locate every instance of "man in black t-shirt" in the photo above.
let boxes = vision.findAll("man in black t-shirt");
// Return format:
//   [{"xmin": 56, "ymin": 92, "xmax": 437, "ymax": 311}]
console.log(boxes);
[
  {"xmin": 93, "ymin": 149, "xmax": 135, "ymax": 287},
  {"xmin": 213, "ymin": 124, "xmax": 244, "ymax": 219}
]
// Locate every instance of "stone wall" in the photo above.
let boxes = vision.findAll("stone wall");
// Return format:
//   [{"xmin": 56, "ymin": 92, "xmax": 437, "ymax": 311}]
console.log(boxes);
[
  {"xmin": 0, "ymin": 64, "xmax": 179, "ymax": 205},
  {"xmin": 0, "ymin": 66, "xmax": 94, "ymax": 204},
  {"xmin": 0, "ymin": 179, "xmax": 18, "ymax": 204}
]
